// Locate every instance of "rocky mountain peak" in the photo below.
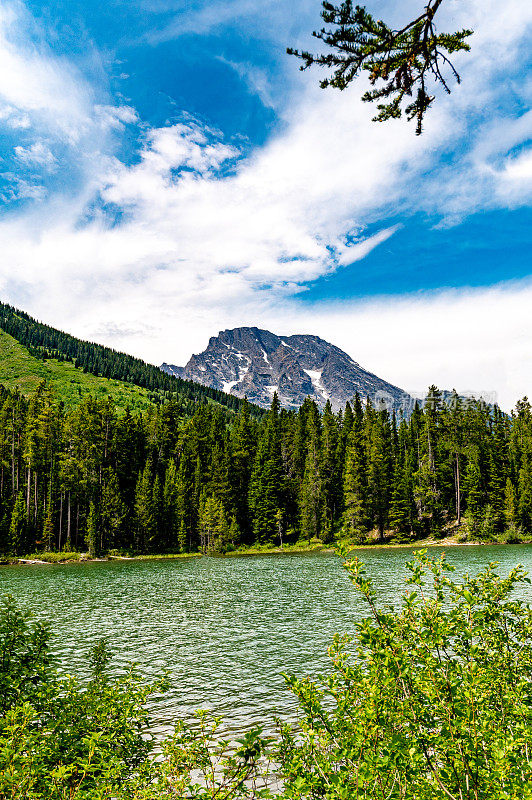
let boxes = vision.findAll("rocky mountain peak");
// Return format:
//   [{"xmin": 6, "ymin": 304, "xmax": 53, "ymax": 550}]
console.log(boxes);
[{"xmin": 161, "ymin": 326, "xmax": 410, "ymax": 412}]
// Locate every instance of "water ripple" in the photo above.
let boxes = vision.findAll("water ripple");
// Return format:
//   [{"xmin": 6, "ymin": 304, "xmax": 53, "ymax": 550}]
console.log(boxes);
[{"xmin": 2, "ymin": 546, "xmax": 532, "ymax": 737}]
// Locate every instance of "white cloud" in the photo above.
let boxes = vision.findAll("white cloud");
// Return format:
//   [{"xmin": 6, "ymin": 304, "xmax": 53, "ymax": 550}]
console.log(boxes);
[
  {"xmin": 502, "ymin": 151, "xmax": 532, "ymax": 182},
  {"xmin": 494, "ymin": 149, "xmax": 532, "ymax": 207},
  {"xmin": 335, "ymin": 226, "xmax": 401, "ymax": 267},
  {"xmin": 0, "ymin": 0, "xmax": 530, "ymax": 413},
  {"xmin": 0, "ymin": 1, "xmax": 139, "ymax": 203},
  {"xmin": 0, "ymin": 2, "xmax": 92, "ymax": 143},
  {"xmin": 0, "ymin": 173, "xmax": 45, "ymax": 201},
  {"xmin": 146, "ymin": 0, "xmax": 305, "ymax": 43},
  {"xmin": 0, "ymin": 103, "xmax": 30, "ymax": 128},
  {"xmin": 14, "ymin": 140, "xmax": 56, "ymax": 168},
  {"xmin": 270, "ymin": 282, "xmax": 532, "ymax": 413},
  {"xmin": 216, "ymin": 57, "xmax": 277, "ymax": 110}
]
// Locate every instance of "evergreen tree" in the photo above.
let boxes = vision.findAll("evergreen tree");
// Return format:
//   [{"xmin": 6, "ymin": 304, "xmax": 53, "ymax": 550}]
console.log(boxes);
[
  {"xmin": 320, "ymin": 401, "xmax": 339, "ymax": 542},
  {"xmin": 518, "ymin": 448, "xmax": 532, "ymax": 532},
  {"xmin": 504, "ymin": 478, "xmax": 517, "ymax": 530},
  {"xmin": 299, "ymin": 402, "xmax": 322, "ymax": 543},
  {"xmin": 151, "ymin": 474, "xmax": 163, "ymax": 552},
  {"xmin": 229, "ymin": 400, "xmax": 256, "ymax": 537},
  {"xmin": 249, "ymin": 395, "xmax": 285, "ymax": 544},
  {"xmin": 440, "ymin": 392, "xmax": 467, "ymax": 524},
  {"xmin": 163, "ymin": 460, "xmax": 180, "ymax": 551},
  {"xmin": 42, "ymin": 474, "xmax": 55, "ymax": 551},
  {"xmin": 487, "ymin": 424, "xmax": 507, "ymax": 534},
  {"xmin": 413, "ymin": 388, "xmax": 443, "ymax": 534},
  {"xmin": 9, "ymin": 491, "xmax": 27, "ymax": 555},
  {"xmin": 389, "ymin": 420, "xmax": 415, "ymax": 537},
  {"xmin": 367, "ymin": 409, "xmax": 392, "ymax": 540},
  {"xmin": 342, "ymin": 396, "xmax": 368, "ymax": 541},
  {"xmin": 86, "ymin": 500, "xmax": 99, "ymax": 558},
  {"xmin": 228, "ymin": 516, "xmax": 240, "ymax": 549},
  {"xmin": 199, "ymin": 495, "xmax": 229, "ymax": 553},
  {"xmin": 175, "ymin": 448, "xmax": 195, "ymax": 552},
  {"xmin": 100, "ymin": 469, "xmax": 126, "ymax": 553},
  {"xmin": 288, "ymin": 0, "xmax": 473, "ymax": 135},
  {"xmin": 135, "ymin": 460, "xmax": 154, "ymax": 553},
  {"xmin": 464, "ymin": 450, "xmax": 484, "ymax": 536}
]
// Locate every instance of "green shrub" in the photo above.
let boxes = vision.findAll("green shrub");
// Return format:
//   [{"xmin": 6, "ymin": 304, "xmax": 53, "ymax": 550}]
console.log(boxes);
[
  {"xmin": 279, "ymin": 550, "xmax": 532, "ymax": 799},
  {"xmin": 0, "ymin": 596, "xmax": 166, "ymax": 799},
  {"xmin": 23, "ymin": 551, "xmax": 83, "ymax": 563},
  {"xmin": 497, "ymin": 523, "xmax": 528, "ymax": 545},
  {"xmin": 3, "ymin": 552, "xmax": 532, "ymax": 799}
]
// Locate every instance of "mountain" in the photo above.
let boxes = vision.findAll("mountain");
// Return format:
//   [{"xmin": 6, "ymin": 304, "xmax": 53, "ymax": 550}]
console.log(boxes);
[
  {"xmin": 161, "ymin": 327, "xmax": 412, "ymax": 412},
  {"xmin": 0, "ymin": 302, "xmax": 263, "ymax": 417}
]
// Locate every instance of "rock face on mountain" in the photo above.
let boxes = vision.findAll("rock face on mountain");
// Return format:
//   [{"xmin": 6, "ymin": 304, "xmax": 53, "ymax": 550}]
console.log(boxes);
[{"xmin": 161, "ymin": 327, "xmax": 412, "ymax": 413}]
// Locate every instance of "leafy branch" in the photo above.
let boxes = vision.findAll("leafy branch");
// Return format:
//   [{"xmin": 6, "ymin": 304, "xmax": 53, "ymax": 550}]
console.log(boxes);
[{"xmin": 287, "ymin": 0, "xmax": 473, "ymax": 134}]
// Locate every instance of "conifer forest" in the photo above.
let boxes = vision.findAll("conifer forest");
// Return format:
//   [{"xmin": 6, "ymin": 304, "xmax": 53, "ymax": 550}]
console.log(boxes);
[{"xmin": 1, "ymin": 380, "xmax": 531, "ymax": 557}]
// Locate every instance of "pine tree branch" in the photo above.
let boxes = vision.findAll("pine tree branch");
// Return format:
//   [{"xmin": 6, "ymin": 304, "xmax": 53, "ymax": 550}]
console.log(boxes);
[{"xmin": 287, "ymin": 0, "xmax": 473, "ymax": 134}]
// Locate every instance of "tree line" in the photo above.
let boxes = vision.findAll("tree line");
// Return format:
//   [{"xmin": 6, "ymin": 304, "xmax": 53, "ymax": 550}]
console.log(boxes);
[{"xmin": 0, "ymin": 381, "xmax": 531, "ymax": 557}]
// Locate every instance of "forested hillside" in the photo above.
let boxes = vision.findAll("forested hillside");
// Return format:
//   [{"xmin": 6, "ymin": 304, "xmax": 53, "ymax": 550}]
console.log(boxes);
[
  {"xmin": 0, "ymin": 302, "xmax": 258, "ymax": 416},
  {"xmin": 0, "ymin": 329, "xmax": 159, "ymax": 412},
  {"xmin": 0, "ymin": 382, "xmax": 530, "ymax": 557}
]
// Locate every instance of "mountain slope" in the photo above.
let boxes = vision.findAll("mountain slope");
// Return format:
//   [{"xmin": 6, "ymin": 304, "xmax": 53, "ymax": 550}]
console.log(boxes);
[
  {"xmin": 0, "ymin": 329, "xmax": 157, "ymax": 411},
  {"xmin": 162, "ymin": 327, "xmax": 411, "ymax": 412},
  {"xmin": 0, "ymin": 302, "xmax": 263, "ymax": 417}
]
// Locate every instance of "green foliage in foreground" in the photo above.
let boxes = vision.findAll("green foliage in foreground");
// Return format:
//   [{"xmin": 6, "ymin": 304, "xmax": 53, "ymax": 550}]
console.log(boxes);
[
  {"xmin": 0, "ymin": 590, "xmax": 271, "ymax": 800},
  {"xmin": 0, "ymin": 596, "xmax": 166, "ymax": 799},
  {"xmin": 2, "ymin": 553, "xmax": 532, "ymax": 798},
  {"xmin": 280, "ymin": 551, "xmax": 532, "ymax": 798}
]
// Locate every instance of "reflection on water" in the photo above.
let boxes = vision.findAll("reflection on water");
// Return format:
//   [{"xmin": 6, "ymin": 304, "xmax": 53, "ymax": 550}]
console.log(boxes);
[{"xmin": 1, "ymin": 545, "xmax": 532, "ymax": 737}]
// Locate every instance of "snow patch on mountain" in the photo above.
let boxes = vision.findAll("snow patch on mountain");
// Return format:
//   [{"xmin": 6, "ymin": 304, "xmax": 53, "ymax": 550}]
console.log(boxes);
[{"xmin": 303, "ymin": 368, "xmax": 330, "ymax": 401}]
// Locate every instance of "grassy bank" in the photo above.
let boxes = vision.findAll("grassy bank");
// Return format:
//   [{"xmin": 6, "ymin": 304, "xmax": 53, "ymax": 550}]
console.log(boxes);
[
  {"xmin": 222, "ymin": 540, "xmax": 331, "ymax": 556},
  {"xmin": 128, "ymin": 552, "xmax": 202, "ymax": 561},
  {"xmin": 1, "ymin": 551, "xmax": 89, "ymax": 565},
  {"xmin": 4, "ymin": 531, "xmax": 531, "ymax": 566}
]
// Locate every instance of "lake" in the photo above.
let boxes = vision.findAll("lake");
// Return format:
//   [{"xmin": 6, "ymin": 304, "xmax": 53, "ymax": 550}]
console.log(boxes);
[{"xmin": 2, "ymin": 545, "xmax": 532, "ymax": 738}]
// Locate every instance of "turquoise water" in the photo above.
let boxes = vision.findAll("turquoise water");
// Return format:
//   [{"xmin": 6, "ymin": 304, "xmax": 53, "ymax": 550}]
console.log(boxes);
[{"xmin": 1, "ymin": 546, "xmax": 532, "ymax": 737}]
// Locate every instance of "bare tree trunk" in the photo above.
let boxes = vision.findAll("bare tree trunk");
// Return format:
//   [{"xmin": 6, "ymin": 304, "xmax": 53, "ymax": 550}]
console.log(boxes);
[
  {"xmin": 59, "ymin": 493, "xmax": 63, "ymax": 551},
  {"xmin": 456, "ymin": 454, "xmax": 461, "ymax": 525},
  {"xmin": 26, "ymin": 469, "xmax": 31, "ymax": 519},
  {"xmin": 66, "ymin": 492, "xmax": 71, "ymax": 549}
]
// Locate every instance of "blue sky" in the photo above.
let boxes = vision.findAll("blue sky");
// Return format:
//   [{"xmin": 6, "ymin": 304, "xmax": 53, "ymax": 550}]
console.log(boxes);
[{"xmin": 0, "ymin": 0, "xmax": 531, "ymax": 407}]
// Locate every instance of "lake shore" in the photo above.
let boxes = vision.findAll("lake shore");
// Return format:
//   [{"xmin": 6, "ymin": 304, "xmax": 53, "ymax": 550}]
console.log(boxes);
[
  {"xmin": 226, "ymin": 537, "xmax": 531, "ymax": 557},
  {"xmin": 0, "ymin": 552, "xmax": 201, "ymax": 566},
  {"xmin": 3, "ymin": 534, "xmax": 531, "ymax": 566}
]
